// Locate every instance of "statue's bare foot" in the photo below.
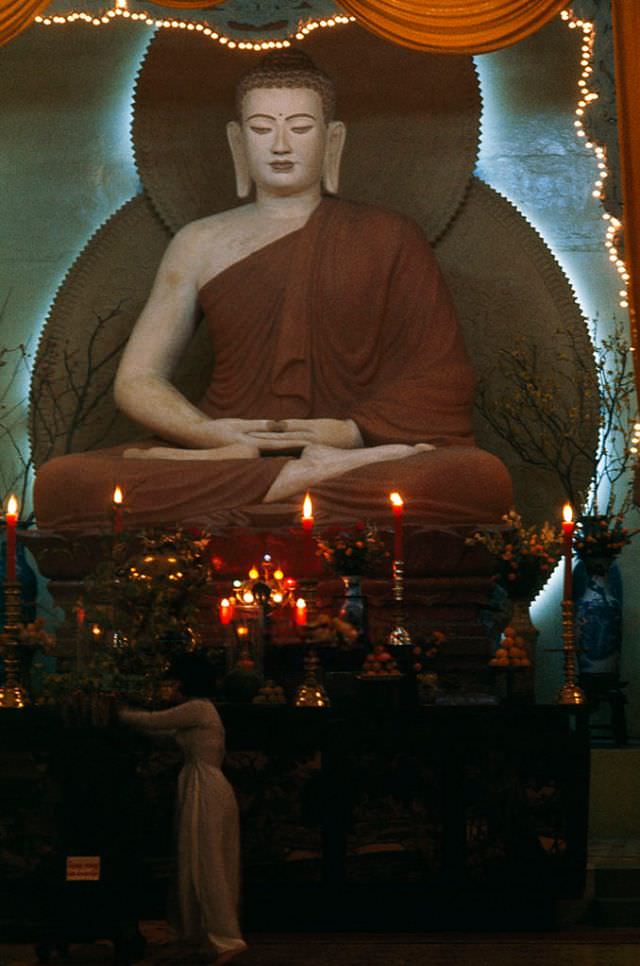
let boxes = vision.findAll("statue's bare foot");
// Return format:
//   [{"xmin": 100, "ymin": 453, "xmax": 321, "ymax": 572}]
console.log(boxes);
[
  {"xmin": 263, "ymin": 443, "xmax": 416, "ymax": 503},
  {"xmin": 124, "ymin": 443, "xmax": 260, "ymax": 461}
]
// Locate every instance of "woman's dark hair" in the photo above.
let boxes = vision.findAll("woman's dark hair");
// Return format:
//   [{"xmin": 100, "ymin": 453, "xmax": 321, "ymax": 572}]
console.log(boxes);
[{"xmin": 168, "ymin": 651, "xmax": 217, "ymax": 698}]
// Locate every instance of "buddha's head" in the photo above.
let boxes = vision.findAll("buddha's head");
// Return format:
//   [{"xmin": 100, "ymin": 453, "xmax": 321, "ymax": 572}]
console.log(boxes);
[{"xmin": 227, "ymin": 49, "xmax": 346, "ymax": 199}]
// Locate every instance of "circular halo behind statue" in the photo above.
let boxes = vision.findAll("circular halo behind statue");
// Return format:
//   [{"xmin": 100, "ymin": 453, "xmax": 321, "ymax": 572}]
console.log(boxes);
[{"xmin": 133, "ymin": 24, "xmax": 481, "ymax": 244}]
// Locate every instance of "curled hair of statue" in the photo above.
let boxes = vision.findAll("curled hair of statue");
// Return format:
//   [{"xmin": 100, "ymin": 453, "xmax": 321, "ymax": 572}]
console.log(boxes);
[{"xmin": 235, "ymin": 48, "xmax": 336, "ymax": 122}]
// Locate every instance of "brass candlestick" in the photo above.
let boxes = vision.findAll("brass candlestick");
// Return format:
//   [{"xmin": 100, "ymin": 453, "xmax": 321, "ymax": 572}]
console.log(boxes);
[
  {"xmin": 386, "ymin": 559, "xmax": 412, "ymax": 647},
  {"xmin": 294, "ymin": 578, "xmax": 330, "ymax": 708},
  {"xmin": 556, "ymin": 599, "xmax": 586, "ymax": 705},
  {"xmin": 0, "ymin": 580, "xmax": 28, "ymax": 709}
]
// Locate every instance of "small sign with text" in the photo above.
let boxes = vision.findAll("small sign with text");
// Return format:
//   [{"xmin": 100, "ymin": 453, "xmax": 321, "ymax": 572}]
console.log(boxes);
[{"xmin": 66, "ymin": 856, "xmax": 101, "ymax": 881}]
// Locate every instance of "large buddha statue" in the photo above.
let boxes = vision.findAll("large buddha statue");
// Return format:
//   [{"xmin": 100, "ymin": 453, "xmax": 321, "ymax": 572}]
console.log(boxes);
[{"xmin": 34, "ymin": 50, "xmax": 512, "ymax": 532}]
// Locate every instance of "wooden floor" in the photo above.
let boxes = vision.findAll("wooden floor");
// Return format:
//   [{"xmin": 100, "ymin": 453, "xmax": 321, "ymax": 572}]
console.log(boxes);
[
  {"xmin": 4, "ymin": 839, "xmax": 640, "ymax": 966},
  {"xmin": 2, "ymin": 929, "xmax": 640, "ymax": 966}
]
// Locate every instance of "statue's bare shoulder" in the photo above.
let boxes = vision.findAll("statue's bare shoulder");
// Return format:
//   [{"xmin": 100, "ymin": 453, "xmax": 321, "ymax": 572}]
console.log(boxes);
[{"xmin": 169, "ymin": 204, "xmax": 312, "ymax": 290}]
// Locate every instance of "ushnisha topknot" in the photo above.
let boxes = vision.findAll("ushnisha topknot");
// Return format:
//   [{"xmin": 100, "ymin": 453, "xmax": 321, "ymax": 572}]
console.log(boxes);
[{"xmin": 236, "ymin": 49, "xmax": 336, "ymax": 123}]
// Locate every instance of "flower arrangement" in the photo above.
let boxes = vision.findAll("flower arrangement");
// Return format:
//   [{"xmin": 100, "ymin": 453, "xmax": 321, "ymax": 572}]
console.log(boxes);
[
  {"xmin": 82, "ymin": 527, "xmax": 212, "ymax": 687},
  {"xmin": 315, "ymin": 522, "xmax": 388, "ymax": 576},
  {"xmin": 0, "ymin": 335, "xmax": 35, "ymax": 523},
  {"xmin": 467, "ymin": 510, "xmax": 561, "ymax": 600},
  {"xmin": 574, "ymin": 513, "xmax": 639, "ymax": 563},
  {"xmin": 475, "ymin": 318, "xmax": 637, "ymax": 515}
]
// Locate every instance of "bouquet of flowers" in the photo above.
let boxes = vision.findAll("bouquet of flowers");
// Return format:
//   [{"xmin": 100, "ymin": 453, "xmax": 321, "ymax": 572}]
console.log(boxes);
[
  {"xmin": 574, "ymin": 513, "xmax": 638, "ymax": 563},
  {"xmin": 82, "ymin": 527, "xmax": 212, "ymax": 687},
  {"xmin": 467, "ymin": 509, "xmax": 561, "ymax": 600},
  {"xmin": 315, "ymin": 522, "xmax": 388, "ymax": 576}
]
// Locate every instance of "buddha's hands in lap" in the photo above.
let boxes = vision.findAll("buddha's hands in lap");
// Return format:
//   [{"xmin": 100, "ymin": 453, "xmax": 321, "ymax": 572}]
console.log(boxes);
[
  {"xmin": 123, "ymin": 419, "xmax": 363, "ymax": 461},
  {"xmin": 124, "ymin": 419, "xmax": 278, "ymax": 460},
  {"xmin": 248, "ymin": 418, "xmax": 363, "ymax": 451}
]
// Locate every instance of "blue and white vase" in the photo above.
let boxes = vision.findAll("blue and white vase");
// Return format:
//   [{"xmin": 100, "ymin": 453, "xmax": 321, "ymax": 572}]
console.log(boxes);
[
  {"xmin": 339, "ymin": 574, "xmax": 368, "ymax": 641},
  {"xmin": 573, "ymin": 556, "xmax": 623, "ymax": 676}
]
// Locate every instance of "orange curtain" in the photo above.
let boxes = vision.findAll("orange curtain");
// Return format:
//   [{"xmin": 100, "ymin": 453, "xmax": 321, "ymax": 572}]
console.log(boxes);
[
  {"xmin": 336, "ymin": 0, "xmax": 567, "ymax": 53},
  {"xmin": 611, "ymin": 0, "xmax": 640, "ymax": 387},
  {"xmin": 0, "ymin": 0, "xmax": 49, "ymax": 45}
]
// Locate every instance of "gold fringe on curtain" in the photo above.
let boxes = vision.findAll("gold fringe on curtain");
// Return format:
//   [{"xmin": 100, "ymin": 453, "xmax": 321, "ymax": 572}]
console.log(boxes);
[
  {"xmin": 0, "ymin": 0, "xmax": 49, "ymax": 45},
  {"xmin": 612, "ymin": 0, "xmax": 640, "ymax": 387},
  {"xmin": 336, "ymin": 0, "xmax": 567, "ymax": 53},
  {"xmin": 145, "ymin": 0, "xmax": 223, "ymax": 7}
]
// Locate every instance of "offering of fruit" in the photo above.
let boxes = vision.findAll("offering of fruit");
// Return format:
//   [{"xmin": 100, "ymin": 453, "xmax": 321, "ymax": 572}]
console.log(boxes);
[
  {"xmin": 252, "ymin": 680, "xmax": 287, "ymax": 704},
  {"xmin": 359, "ymin": 643, "xmax": 403, "ymax": 678},
  {"xmin": 489, "ymin": 625, "xmax": 531, "ymax": 668}
]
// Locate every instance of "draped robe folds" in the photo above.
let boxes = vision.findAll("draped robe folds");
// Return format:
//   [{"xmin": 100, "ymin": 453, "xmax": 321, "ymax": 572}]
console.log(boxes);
[{"xmin": 34, "ymin": 198, "xmax": 512, "ymax": 531}]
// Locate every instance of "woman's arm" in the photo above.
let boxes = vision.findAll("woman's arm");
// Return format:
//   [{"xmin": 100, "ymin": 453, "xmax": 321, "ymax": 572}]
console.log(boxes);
[{"xmin": 119, "ymin": 700, "xmax": 209, "ymax": 733}]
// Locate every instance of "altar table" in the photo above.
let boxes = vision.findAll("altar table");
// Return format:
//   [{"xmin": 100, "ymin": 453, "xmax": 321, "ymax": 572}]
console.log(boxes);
[{"xmin": 0, "ymin": 702, "xmax": 589, "ymax": 954}]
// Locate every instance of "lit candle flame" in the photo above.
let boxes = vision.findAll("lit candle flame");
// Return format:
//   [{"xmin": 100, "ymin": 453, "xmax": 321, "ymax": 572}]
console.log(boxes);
[
  {"xmin": 295, "ymin": 597, "xmax": 307, "ymax": 626},
  {"xmin": 389, "ymin": 491, "xmax": 404, "ymax": 508},
  {"xmin": 274, "ymin": 568, "xmax": 284, "ymax": 581},
  {"xmin": 113, "ymin": 485, "xmax": 123, "ymax": 505},
  {"xmin": 248, "ymin": 566, "xmax": 259, "ymax": 580},
  {"xmin": 303, "ymin": 493, "xmax": 313, "ymax": 520},
  {"xmin": 6, "ymin": 494, "xmax": 18, "ymax": 517},
  {"xmin": 562, "ymin": 503, "xmax": 573, "ymax": 524}
]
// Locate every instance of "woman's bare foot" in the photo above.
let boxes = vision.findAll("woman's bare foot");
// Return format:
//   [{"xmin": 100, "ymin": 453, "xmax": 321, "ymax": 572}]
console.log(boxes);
[{"xmin": 215, "ymin": 947, "xmax": 248, "ymax": 964}]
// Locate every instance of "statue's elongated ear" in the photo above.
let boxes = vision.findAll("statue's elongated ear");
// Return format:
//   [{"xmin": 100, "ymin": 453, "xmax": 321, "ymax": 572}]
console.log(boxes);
[
  {"xmin": 322, "ymin": 121, "xmax": 346, "ymax": 195},
  {"xmin": 226, "ymin": 121, "xmax": 252, "ymax": 199}
]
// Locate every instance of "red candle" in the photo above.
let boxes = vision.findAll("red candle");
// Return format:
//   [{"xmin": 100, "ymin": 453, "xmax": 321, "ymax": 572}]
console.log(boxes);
[
  {"xmin": 295, "ymin": 597, "xmax": 307, "ymax": 627},
  {"xmin": 562, "ymin": 503, "xmax": 575, "ymax": 601},
  {"xmin": 302, "ymin": 492, "xmax": 314, "ymax": 575},
  {"xmin": 112, "ymin": 485, "xmax": 124, "ymax": 534},
  {"xmin": 389, "ymin": 491, "xmax": 404, "ymax": 561},
  {"xmin": 219, "ymin": 597, "xmax": 233, "ymax": 625},
  {"xmin": 5, "ymin": 494, "xmax": 18, "ymax": 582},
  {"xmin": 75, "ymin": 602, "xmax": 86, "ymax": 628}
]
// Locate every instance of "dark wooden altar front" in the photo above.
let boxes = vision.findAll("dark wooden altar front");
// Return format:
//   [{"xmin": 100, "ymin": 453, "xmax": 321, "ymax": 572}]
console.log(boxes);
[{"xmin": 0, "ymin": 703, "xmax": 589, "ymax": 948}]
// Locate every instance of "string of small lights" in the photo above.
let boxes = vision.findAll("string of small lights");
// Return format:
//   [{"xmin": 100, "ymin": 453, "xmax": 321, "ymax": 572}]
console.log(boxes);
[
  {"xmin": 561, "ymin": 7, "xmax": 630, "ymax": 315},
  {"xmin": 34, "ymin": 0, "xmax": 355, "ymax": 50}
]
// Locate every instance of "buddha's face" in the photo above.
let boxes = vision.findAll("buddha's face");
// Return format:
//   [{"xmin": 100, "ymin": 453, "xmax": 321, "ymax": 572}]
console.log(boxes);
[{"xmin": 240, "ymin": 86, "xmax": 328, "ymax": 196}]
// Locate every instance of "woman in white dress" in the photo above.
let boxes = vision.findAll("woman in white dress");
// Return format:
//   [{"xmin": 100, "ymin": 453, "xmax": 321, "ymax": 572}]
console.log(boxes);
[{"xmin": 119, "ymin": 653, "xmax": 247, "ymax": 964}]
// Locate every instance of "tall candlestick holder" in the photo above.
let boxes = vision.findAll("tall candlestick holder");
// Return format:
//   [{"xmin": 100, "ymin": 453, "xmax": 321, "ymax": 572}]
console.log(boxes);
[
  {"xmin": 294, "ymin": 578, "xmax": 330, "ymax": 708},
  {"xmin": 0, "ymin": 580, "xmax": 28, "ymax": 709},
  {"xmin": 556, "ymin": 599, "xmax": 586, "ymax": 705},
  {"xmin": 386, "ymin": 560, "xmax": 412, "ymax": 647}
]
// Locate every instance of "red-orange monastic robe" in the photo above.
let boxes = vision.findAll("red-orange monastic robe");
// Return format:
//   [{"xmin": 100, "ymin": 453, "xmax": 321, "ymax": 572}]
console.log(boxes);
[{"xmin": 34, "ymin": 198, "xmax": 512, "ymax": 531}]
